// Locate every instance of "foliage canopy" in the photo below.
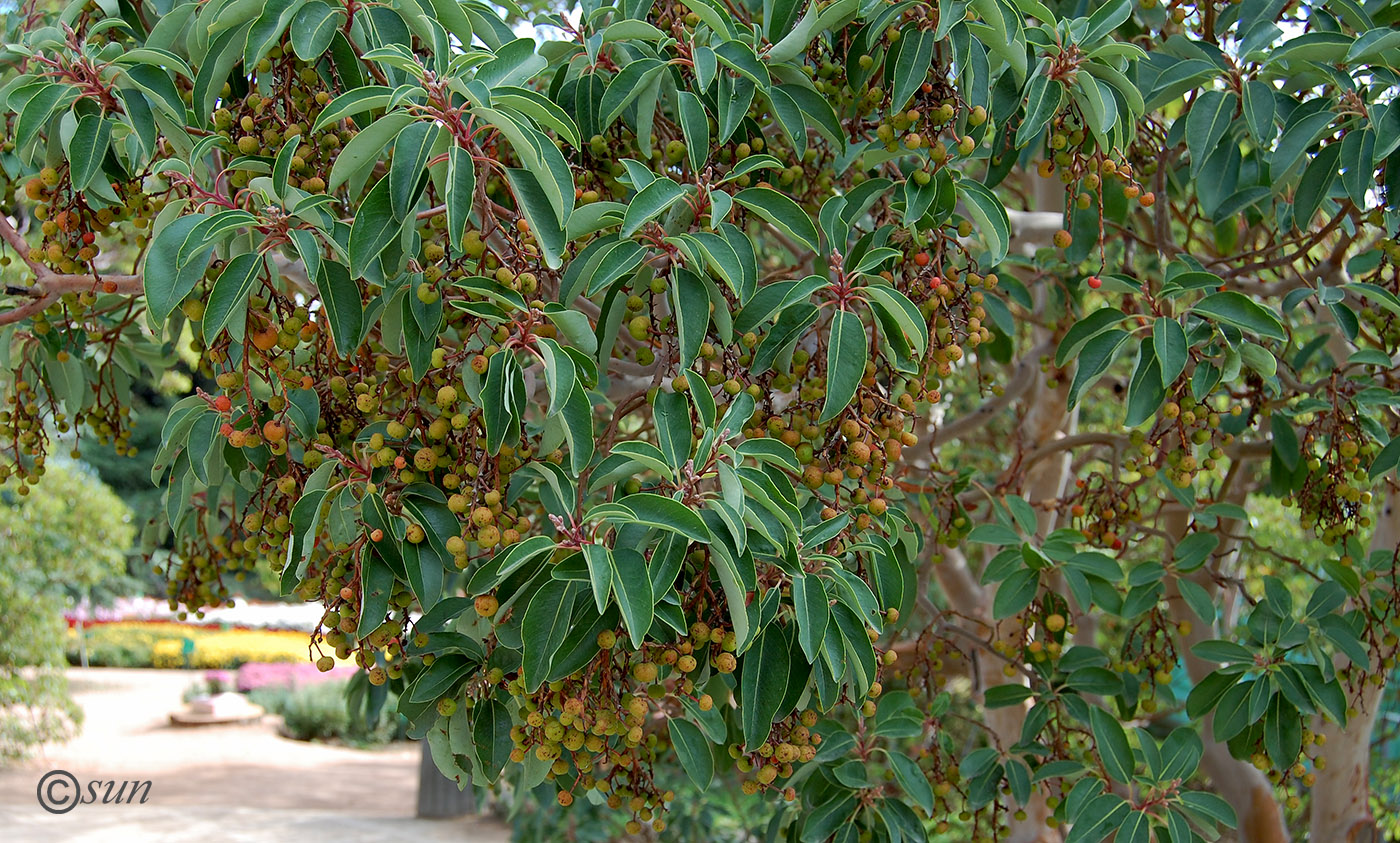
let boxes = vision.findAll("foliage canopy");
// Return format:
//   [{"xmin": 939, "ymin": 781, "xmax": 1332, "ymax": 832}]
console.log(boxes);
[{"xmin": 2, "ymin": 0, "xmax": 1399, "ymax": 839}]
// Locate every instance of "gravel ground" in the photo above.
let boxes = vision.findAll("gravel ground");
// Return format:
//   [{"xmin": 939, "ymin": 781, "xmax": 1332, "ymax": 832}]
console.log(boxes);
[{"xmin": 0, "ymin": 668, "xmax": 511, "ymax": 842}]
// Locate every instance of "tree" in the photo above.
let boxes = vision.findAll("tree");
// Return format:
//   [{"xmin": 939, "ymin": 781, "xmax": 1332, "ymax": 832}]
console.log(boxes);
[
  {"xmin": 0, "ymin": 460, "xmax": 133, "ymax": 757},
  {"xmin": 0, "ymin": 0, "xmax": 1397, "ymax": 839}
]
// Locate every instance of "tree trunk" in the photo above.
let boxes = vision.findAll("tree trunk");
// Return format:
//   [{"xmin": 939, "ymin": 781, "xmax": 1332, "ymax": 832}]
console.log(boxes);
[
  {"xmin": 1163, "ymin": 504, "xmax": 1290, "ymax": 843},
  {"xmin": 1308, "ymin": 490, "xmax": 1398, "ymax": 843},
  {"xmin": 416, "ymin": 740, "xmax": 477, "ymax": 819}
]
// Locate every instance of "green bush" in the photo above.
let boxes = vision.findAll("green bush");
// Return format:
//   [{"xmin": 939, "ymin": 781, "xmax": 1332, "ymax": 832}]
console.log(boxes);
[
  {"xmin": 251, "ymin": 680, "xmax": 403, "ymax": 746},
  {"xmin": 0, "ymin": 462, "xmax": 132, "ymax": 758}
]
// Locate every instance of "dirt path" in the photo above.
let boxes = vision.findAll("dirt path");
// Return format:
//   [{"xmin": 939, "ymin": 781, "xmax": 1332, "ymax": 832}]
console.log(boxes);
[{"xmin": 0, "ymin": 668, "xmax": 512, "ymax": 842}]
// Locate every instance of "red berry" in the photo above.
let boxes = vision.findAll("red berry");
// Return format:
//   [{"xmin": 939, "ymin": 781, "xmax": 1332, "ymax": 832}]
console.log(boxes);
[
  {"xmin": 213, "ymin": 395, "xmax": 232, "ymax": 412},
  {"xmin": 913, "ymin": 251, "xmax": 931, "ymax": 267},
  {"xmin": 219, "ymin": 422, "xmax": 234, "ymax": 437},
  {"xmin": 1087, "ymin": 276, "xmax": 1102, "ymax": 289}
]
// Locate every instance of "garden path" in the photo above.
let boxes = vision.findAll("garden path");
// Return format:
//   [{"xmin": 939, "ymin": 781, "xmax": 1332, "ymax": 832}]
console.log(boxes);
[{"xmin": 0, "ymin": 668, "xmax": 511, "ymax": 842}]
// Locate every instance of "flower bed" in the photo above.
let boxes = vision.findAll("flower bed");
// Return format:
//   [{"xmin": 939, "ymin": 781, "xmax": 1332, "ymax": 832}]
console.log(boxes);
[
  {"xmin": 236, "ymin": 661, "xmax": 355, "ymax": 692},
  {"xmin": 65, "ymin": 620, "xmax": 333, "ymax": 670}
]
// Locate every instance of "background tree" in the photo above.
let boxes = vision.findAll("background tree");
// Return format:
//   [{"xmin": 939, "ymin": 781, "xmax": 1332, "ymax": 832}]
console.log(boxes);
[
  {"xmin": 0, "ymin": 460, "xmax": 133, "ymax": 757},
  {"xmin": 1, "ymin": 0, "xmax": 1398, "ymax": 841}
]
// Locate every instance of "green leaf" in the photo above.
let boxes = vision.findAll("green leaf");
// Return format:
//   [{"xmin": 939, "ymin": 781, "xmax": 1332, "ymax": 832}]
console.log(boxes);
[
  {"xmin": 1123, "ymin": 341, "xmax": 1164, "ymax": 427},
  {"xmin": 1153, "ymin": 317, "xmax": 1188, "ymax": 386},
  {"xmin": 1209, "ymin": 680, "xmax": 1255, "ymax": 741},
  {"xmin": 793, "ymin": 573, "xmax": 829, "ymax": 663},
  {"xmin": 1293, "ymin": 142, "xmax": 1341, "ymax": 231},
  {"xmin": 348, "ymin": 176, "xmax": 407, "ymax": 276},
  {"xmin": 202, "ymin": 251, "xmax": 264, "ymax": 344},
  {"xmin": 328, "ymin": 111, "xmax": 417, "ymax": 191},
  {"xmin": 356, "ymin": 551, "xmax": 395, "ymax": 639},
  {"xmin": 599, "ymin": 58, "xmax": 667, "ymax": 130},
  {"xmin": 1068, "ymin": 329, "xmax": 1130, "ymax": 407},
  {"xmin": 1370, "ymin": 437, "xmax": 1400, "ymax": 480},
  {"xmin": 475, "ymin": 106, "xmax": 573, "ymax": 227},
  {"xmin": 312, "ymin": 258, "xmax": 362, "ymax": 356},
  {"xmin": 993, "ymin": 567, "xmax": 1039, "ymax": 618},
  {"xmin": 652, "ymin": 389, "xmax": 693, "ymax": 470},
  {"xmin": 144, "ymin": 213, "xmax": 214, "ymax": 329},
  {"xmin": 1116, "ymin": 810, "xmax": 1152, "ymax": 843},
  {"xmin": 17, "ymin": 83, "xmax": 76, "ymax": 152},
  {"xmin": 622, "ymin": 176, "xmax": 686, "ymax": 238},
  {"xmin": 740, "ymin": 624, "xmax": 791, "ymax": 749},
  {"xmin": 1065, "ymin": 793, "xmax": 1130, "ymax": 843},
  {"xmin": 1264, "ymin": 693, "xmax": 1302, "ymax": 768},
  {"xmin": 957, "ymin": 179, "xmax": 1011, "ymax": 263},
  {"xmin": 715, "ymin": 40, "xmax": 769, "ymax": 90},
  {"xmin": 863, "ymin": 285, "xmax": 929, "ymax": 357},
  {"xmin": 1241, "ymin": 79, "xmax": 1276, "ymax": 144},
  {"xmin": 521, "ymin": 579, "xmax": 577, "ymax": 693},
  {"xmin": 710, "ymin": 547, "xmax": 752, "ymax": 652},
  {"xmin": 1185, "ymin": 91, "xmax": 1236, "ymax": 177},
  {"xmin": 503, "ymin": 167, "xmax": 567, "ymax": 269},
  {"xmin": 610, "ymin": 493, "xmax": 712, "ymax": 543},
  {"xmin": 889, "ymin": 29, "xmax": 936, "ymax": 111},
  {"xmin": 1178, "ymin": 791, "xmax": 1237, "ymax": 829},
  {"xmin": 1177, "ymin": 577, "xmax": 1216, "ymax": 624},
  {"xmin": 677, "ymin": 91, "xmax": 710, "ymax": 173},
  {"xmin": 1017, "ymin": 66, "xmax": 1064, "ymax": 148},
  {"xmin": 1185, "ymin": 670, "xmax": 1236, "ymax": 720},
  {"xmin": 1173, "ymin": 531, "xmax": 1219, "ymax": 572},
  {"xmin": 1057, "ymin": 308, "xmax": 1128, "ymax": 365},
  {"xmin": 1192, "ymin": 291, "xmax": 1286, "ymax": 341},
  {"xmin": 389, "ymin": 120, "xmax": 439, "ymax": 219},
  {"xmin": 1082, "ymin": 0, "xmax": 1130, "ymax": 43},
  {"xmin": 409, "ymin": 655, "xmax": 475, "ymax": 710},
  {"xmin": 535, "ymin": 337, "xmax": 577, "ymax": 416},
  {"xmin": 470, "ymin": 695, "xmax": 513, "ymax": 783},
  {"xmin": 672, "ymin": 270, "xmax": 710, "ymax": 365},
  {"xmin": 1090, "ymin": 706, "xmax": 1134, "ymax": 784},
  {"xmin": 732, "ymin": 187, "xmax": 821, "ymax": 253},
  {"xmin": 313, "ymin": 85, "xmax": 395, "ymax": 133},
  {"xmin": 422, "ymin": 0, "xmax": 476, "ymax": 56},
  {"xmin": 289, "ymin": 0, "xmax": 344, "ymax": 60},
  {"xmin": 1271, "ymin": 107, "xmax": 1336, "ymax": 181},
  {"xmin": 445, "ymin": 144, "xmax": 476, "ymax": 253},
  {"xmin": 870, "ymin": 752, "xmax": 930, "ymax": 820},
  {"xmin": 669, "ymin": 718, "xmax": 715, "ymax": 790},
  {"xmin": 244, "ymin": 0, "xmax": 308, "ymax": 70},
  {"xmin": 65, "ymin": 114, "xmax": 111, "ymax": 190},
  {"xmin": 602, "ymin": 19, "xmax": 669, "ymax": 41},
  {"xmin": 819, "ymin": 307, "xmax": 867, "ymax": 423},
  {"xmin": 609, "ymin": 548, "xmax": 655, "ymax": 648}
]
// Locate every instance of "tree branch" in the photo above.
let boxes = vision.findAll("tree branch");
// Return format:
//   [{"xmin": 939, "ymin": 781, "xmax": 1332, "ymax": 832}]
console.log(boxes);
[{"xmin": 0, "ymin": 212, "xmax": 143, "ymax": 326}]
